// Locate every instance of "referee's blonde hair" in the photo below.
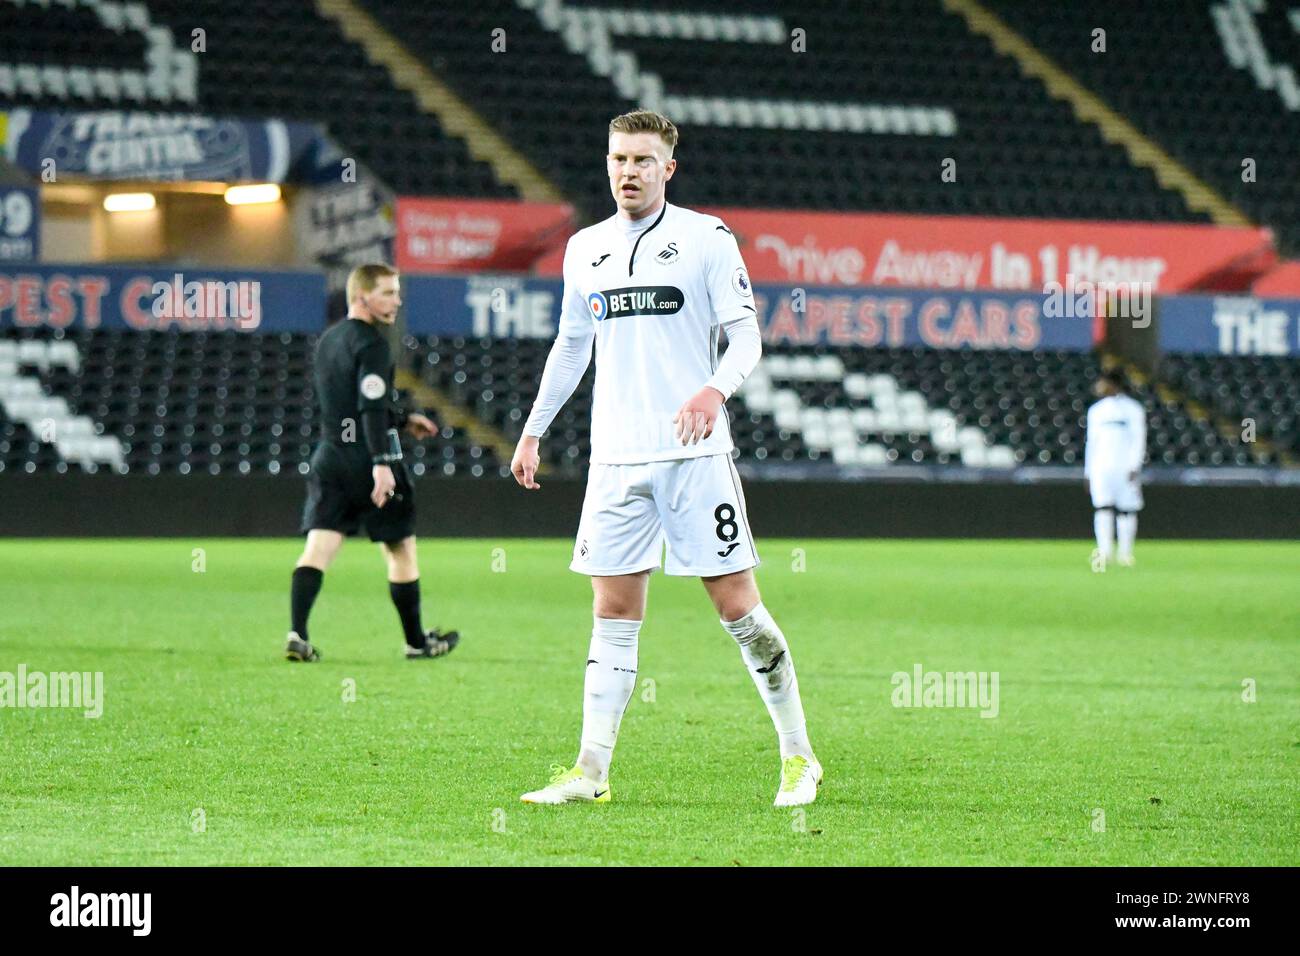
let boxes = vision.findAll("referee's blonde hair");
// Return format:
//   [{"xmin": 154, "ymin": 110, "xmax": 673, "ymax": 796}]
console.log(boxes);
[
  {"xmin": 346, "ymin": 263, "xmax": 398, "ymax": 303},
  {"xmin": 609, "ymin": 109, "xmax": 678, "ymax": 156}
]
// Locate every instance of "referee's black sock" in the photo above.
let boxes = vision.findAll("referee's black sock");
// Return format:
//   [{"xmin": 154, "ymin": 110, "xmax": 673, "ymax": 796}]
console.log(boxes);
[
  {"xmin": 291, "ymin": 566, "xmax": 324, "ymax": 641},
  {"xmin": 389, "ymin": 579, "xmax": 425, "ymax": 648}
]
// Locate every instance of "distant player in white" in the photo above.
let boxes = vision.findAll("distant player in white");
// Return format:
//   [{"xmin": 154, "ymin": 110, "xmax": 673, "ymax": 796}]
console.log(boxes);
[
  {"xmin": 1085, "ymin": 370, "xmax": 1147, "ymax": 568},
  {"xmin": 510, "ymin": 109, "xmax": 820, "ymax": 806}
]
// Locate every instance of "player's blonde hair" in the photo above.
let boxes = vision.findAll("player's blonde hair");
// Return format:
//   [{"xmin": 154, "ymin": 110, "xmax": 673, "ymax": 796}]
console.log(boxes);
[
  {"xmin": 608, "ymin": 109, "xmax": 678, "ymax": 157},
  {"xmin": 346, "ymin": 263, "xmax": 398, "ymax": 303}
]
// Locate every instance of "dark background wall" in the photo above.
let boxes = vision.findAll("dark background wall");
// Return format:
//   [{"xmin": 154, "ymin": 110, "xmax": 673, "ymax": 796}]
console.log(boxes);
[{"xmin": 2, "ymin": 475, "xmax": 1297, "ymax": 538}]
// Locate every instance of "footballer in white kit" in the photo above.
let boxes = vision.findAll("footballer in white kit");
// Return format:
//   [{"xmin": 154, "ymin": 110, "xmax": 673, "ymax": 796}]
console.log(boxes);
[
  {"xmin": 510, "ymin": 109, "xmax": 820, "ymax": 807},
  {"xmin": 1084, "ymin": 370, "xmax": 1147, "ymax": 567}
]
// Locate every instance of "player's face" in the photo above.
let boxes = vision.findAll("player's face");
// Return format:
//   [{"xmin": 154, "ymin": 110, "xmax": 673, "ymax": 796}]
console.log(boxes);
[
  {"xmin": 607, "ymin": 132, "xmax": 676, "ymax": 219},
  {"xmin": 1094, "ymin": 378, "xmax": 1115, "ymax": 398},
  {"xmin": 362, "ymin": 275, "xmax": 401, "ymax": 324}
]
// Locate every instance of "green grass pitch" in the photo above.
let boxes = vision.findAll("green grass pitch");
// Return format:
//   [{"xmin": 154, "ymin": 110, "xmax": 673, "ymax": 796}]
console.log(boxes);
[{"xmin": 1, "ymin": 538, "xmax": 1296, "ymax": 866}]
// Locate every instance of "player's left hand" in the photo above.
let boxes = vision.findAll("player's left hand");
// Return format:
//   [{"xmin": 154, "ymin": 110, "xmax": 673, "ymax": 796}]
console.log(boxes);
[
  {"xmin": 405, "ymin": 413, "xmax": 438, "ymax": 439},
  {"xmin": 673, "ymin": 387, "xmax": 725, "ymax": 445}
]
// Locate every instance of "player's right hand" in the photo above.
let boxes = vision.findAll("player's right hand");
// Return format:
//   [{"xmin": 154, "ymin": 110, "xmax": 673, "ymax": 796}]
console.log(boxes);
[
  {"xmin": 371, "ymin": 464, "xmax": 396, "ymax": 507},
  {"xmin": 511, "ymin": 436, "xmax": 541, "ymax": 490}
]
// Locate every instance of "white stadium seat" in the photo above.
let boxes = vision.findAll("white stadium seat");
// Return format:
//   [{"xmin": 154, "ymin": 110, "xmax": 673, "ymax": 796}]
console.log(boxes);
[
  {"xmin": 789, "ymin": 355, "xmax": 817, "ymax": 378},
  {"xmin": 18, "ymin": 340, "xmax": 49, "ymax": 372},
  {"xmin": 16, "ymin": 65, "xmax": 42, "ymax": 97},
  {"xmin": 67, "ymin": 67, "xmax": 95, "ymax": 99},
  {"xmin": 901, "ymin": 407, "xmax": 929, "ymax": 432},
  {"xmin": 55, "ymin": 418, "xmax": 96, "ymax": 439},
  {"xmin": 763, "ymin": 355, "xmax": 790, "ymax": 377},
  {"xmin": 986, "ymin": 446, "xmax": 1016, "ymax": 468},
  {"xmin": 857, "ymin": 444, "xmax": 889, "ymax": 466},
  {"xmin": 94, "ymin": 68, "xmax": 122, "ymax": 101},
  {"xmin": 0, "ymin": 378, "xmax": 42, "ymax": 401},
  {"xmin": 843, "ymin": 373, "xmax": 871, "ymax": 400},
  {"xmin": 814, "ymin": 355, "xmax": 845, "ymax": 380},
  {"xmin": 46, "ymin": 341, "xmax": 81, "ymax": 373},
  {"xmin": 830, "ymin": 443, "xmax": 858, "ymax": 466},
  {"xmin": 867, "ymin": 374, "xmax": 896, "ymax": 397},
  {"xmin": 40, "ymin": 65, "xmax": 69, "ymax": 99}
]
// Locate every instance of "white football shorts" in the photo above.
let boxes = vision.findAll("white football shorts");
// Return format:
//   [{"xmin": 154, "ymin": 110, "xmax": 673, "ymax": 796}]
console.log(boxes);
[
  {"xmin": 571, "ymin": 453, "xmax": 760, "ymax": 577},
  {"xmin": 1089, "ymin": 469, "xmax": 1144, "ymax": 511}
]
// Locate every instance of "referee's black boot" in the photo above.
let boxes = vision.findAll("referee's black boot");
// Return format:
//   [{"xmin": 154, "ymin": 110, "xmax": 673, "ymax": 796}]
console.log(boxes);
[
  {"xmin": 405, "ymin": 628, "xmax": 460, "ymax": 660},
  {"xmin": 285, "ymin": 631, "xmax": 322, "ymax": 662}
]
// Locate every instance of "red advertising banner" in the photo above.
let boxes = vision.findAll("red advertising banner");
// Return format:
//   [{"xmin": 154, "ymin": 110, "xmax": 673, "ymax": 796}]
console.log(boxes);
[
  {"xmin": 395, "ymin": 197, "xmax": 575, "ymax": 273},
  {"xmin": 532, "ymin": 207, "xmax": 1275, "ymax": 293},
  {"xmin": 698, "ymin": 208, "xmax": 1276, "ymax": 293},
  {"xmin": 1252, "ymin": 260, "xmax": 1300, "ymax": 296}
]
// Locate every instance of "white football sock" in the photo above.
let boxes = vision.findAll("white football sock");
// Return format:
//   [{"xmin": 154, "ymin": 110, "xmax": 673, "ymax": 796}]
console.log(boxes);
[
  {"xmin": 1094, "ymin": 508, "xmax": 1115, "ymax": 559},
  {"xmin": 721, "ymin": 602, "xmax": 812, "ymax": 759},
  {"xmin": 1116, "ymin": 512, "xmax": 1137, "ymax": 559},
  {"xmin": 577, "ymin": 616, "xmax": 640, "ymax": 783}
]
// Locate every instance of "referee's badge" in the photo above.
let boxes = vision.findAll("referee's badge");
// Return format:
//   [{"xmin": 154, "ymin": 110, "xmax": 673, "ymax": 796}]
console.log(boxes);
[
  {"xmin": 360, "ymin": 373, "xmax": 386, "ymax": 400},
  {"xmin": 731, "ymin": 267, "xmax": 752, "ymax": 297}
]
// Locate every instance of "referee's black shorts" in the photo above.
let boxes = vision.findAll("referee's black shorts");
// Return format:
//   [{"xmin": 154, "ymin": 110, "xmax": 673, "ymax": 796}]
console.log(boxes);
[{"xmin": 300, "ymin": 442, "xmax": 416, "ymax": 543}]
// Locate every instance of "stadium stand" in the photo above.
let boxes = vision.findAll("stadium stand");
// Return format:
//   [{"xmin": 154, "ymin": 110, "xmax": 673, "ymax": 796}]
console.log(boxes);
[
  {"xmin": 2, "ymin": 319, "xmax": 1278, "ymax": 476},
  {"xmin": 0, "ymin": 0, "xmax": 513, "ymax": 199},
  {"xmin": 1160, "ymin": 352, "xmax": 1300, "ymax": 458},
  {"xmin": 0, "ymin": 328, "xmax": 500, "ymax": 477},
  {"xmin": 401, "ymin": 334, "xmax": 1267, "ymax": 478},
  {"xmin": 359, "ymin": 0, "xmax": 1209, "ymax": 224},
  {"xmin": 985, "ymin": 0, "xmax": 1300, "ymax": 253}
]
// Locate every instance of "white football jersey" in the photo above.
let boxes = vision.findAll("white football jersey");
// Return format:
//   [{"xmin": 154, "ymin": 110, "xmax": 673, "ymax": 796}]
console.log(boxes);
[
  {"xmin": 554, "ymin": 202, "xmax": 757, "ymax": 464},
  {"xmin": 1085, "ymin": 394, "xmax": 1147, "ymax": 477}
]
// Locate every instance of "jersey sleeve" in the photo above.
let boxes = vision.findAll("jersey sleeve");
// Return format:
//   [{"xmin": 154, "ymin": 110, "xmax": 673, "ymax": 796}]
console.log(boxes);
[
  {"xmin": 356, "ymin": 338, "xmax": 393, "ymax": 412},
  {"xmin": 556, "ymin": 237, "xmax": 596, "ymax": 339},
  {"xmin": 704, "ymin": 220, "xmax": 759, "ymax": 326},
  {"xmin": 1083, "ymin": 404, "xmax": 1095, "ymax": 477},
  {"xmin": 704, "ymin": 314, "xmax": 762, "ymax": 401},
  {"xmin": 356, "ymin": 338, "xmax": 394, "ymax": 461},
  {"xmin": 1127, "ymin": 400, "xmax": 1147, "ymax": 474},
  {"xmin": 522, "ymin": 237, "xmax": 596, "ymax": 438}
]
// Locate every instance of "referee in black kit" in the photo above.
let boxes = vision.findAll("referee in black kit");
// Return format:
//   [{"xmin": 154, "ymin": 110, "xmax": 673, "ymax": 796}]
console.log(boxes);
[{"xmin": 285, "ymin": 263, "xmax": 460, "ymax": 662}]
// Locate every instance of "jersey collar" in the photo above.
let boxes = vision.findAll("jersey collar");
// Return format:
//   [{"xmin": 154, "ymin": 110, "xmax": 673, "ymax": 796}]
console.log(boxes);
[{"xmin": 612, "ymin": 201, "xmax": 670, "ymax": 277}]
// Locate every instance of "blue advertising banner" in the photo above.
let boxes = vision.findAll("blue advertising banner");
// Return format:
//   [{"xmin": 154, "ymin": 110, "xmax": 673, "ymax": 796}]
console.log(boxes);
[
  {"xmin": 1, "ymin": 109, "xmax": 323, "ymax": 183},
  {"xmin": 1161, "ymin": 295, "xmax": 1300, "ymax": 355},
  {"xmin": 401, "ymin": 275, "xmax": 1098, "ymax": 350},
  {"xmin": 0, "ymin": 186, "xmax": 39, "ymax": 262},
  {"xmin": 0, "ymin": 264, "xmax": 325, "ymax": 332}
]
